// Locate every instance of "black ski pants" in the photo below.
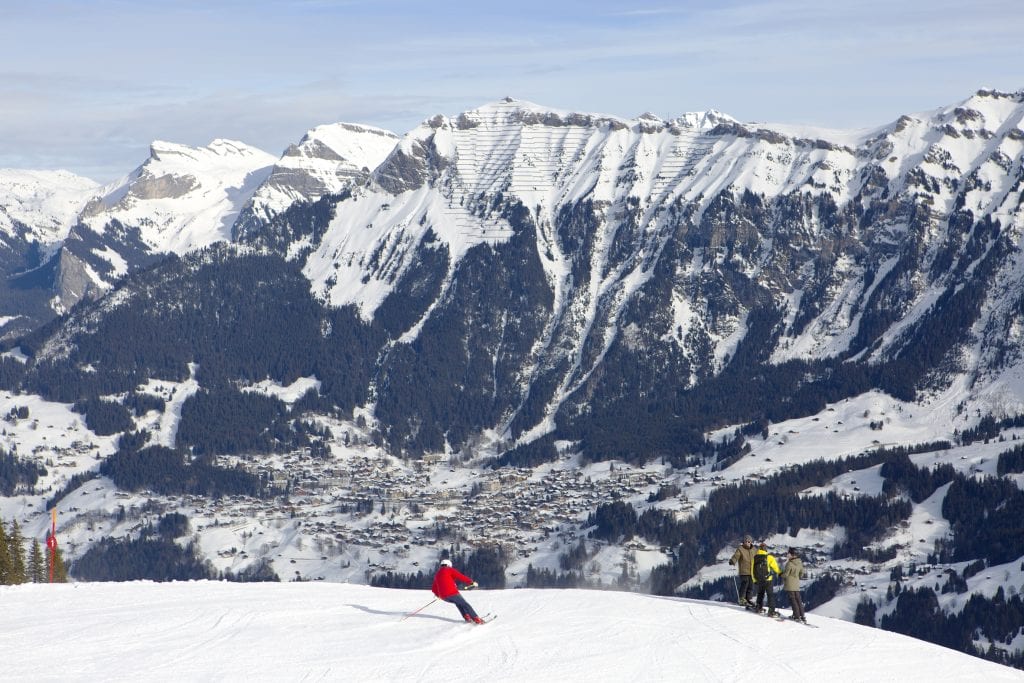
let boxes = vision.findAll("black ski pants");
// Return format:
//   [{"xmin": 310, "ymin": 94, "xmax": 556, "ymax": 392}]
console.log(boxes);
[
  {"xmin": 755, "ymin": 582, "xmax": 775, "ymax": 612},
  {"xmin": 443, "ymin": 593, "xmax": 479, "ymax": 621},
  {"xmin": 738, "ymin": 574, "xmax": 754, "ymax": 604}
]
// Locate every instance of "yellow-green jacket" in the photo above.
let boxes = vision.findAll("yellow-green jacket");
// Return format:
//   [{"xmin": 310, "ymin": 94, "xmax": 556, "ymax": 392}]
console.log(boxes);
[{"xmin": 751, "ymin": 549, "xmax": 780, "ymax": 583}]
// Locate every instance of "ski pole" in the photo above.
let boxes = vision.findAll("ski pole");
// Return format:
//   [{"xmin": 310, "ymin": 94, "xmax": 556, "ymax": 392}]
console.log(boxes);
[
  {"xmin": 401, "ymin": 597, "xmax": 437, "ymax": 621},
  {"xmin": 732, "ymin": 574, "xmax": 739, "ymax": 603}
]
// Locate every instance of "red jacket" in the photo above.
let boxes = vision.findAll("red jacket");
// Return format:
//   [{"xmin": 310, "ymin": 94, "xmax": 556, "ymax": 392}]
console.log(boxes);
[{"xmin": 432, "ymin": 566, "xmax": 473, "ymax": 599}]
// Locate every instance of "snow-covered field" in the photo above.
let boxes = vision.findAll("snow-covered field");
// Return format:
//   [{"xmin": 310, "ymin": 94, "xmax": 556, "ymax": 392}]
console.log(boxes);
[{"xmin": 1, "ymin": 581, "xmax": 1020, "ymax": 682}]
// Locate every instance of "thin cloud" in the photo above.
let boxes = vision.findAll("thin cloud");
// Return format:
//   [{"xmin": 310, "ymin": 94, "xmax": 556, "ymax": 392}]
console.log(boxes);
[{"xmin": 1, "ymin": 0, "xmax": 1021, "ymax": 179}]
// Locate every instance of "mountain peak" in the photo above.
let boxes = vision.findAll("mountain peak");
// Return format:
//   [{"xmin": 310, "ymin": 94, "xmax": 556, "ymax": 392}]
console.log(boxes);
[
  {"xmin": 207, "ymin": 138, "xmax": 269, "ymax": 157},
  {"xmin": 79, "ymin": 138, "xmax": 276, "ymax": 256},
  {"xmin": 234, "ymin": 121, "xmax": 400, "ymax": 232},
  {"xmin": 0, "ymin": 168, "xmax": 99, "ymax": 244},
  {"xmin": 291, "ymin": 122, "xmax": 398, "ymax": 170},
  {"xmin": 673, "ymin": 108, "xmax": 739, "ymax": 131},
  {"xmin": 148, "ymin": 139, "xmax": 196, "ymax": 162},
  {"xmin": 147, "ymin": 139, "xmax": 270, "ymax": 165},
  {"xmin": 972, "ymin": 87, "xmax": 1024, "ymax": 103}
]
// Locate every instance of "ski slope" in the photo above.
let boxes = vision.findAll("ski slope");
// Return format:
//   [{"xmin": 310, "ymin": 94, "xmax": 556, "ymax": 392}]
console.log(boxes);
[{"xmin": 1, "ymin": 582, "xmax": 1019, "ymax": 681}]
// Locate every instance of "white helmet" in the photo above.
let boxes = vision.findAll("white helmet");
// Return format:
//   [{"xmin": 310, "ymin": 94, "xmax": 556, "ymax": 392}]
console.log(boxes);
[{"xmin": 440, "ymin": 559, "xmax": 452, "ymax": 567}]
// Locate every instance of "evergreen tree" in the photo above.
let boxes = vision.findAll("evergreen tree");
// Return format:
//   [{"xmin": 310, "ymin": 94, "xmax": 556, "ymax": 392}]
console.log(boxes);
[
  {"xmin": 0, "ymin": 516, "xmax": 10, "ymax": 584},
  {"xmin": 7, "ymin": 520, "xmax": 26, "ymax": 584},
  {"xmin": 28, "ymin": 539, "xmax": 45, "ymax": 583}
]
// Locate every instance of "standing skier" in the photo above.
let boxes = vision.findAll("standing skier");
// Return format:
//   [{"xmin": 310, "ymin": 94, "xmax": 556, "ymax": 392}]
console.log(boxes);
[
  {"xmin": 751, "ymin": 541, "xmax": 781, "ymax": 616},
  {"xmin": 782, "ymin": 547, "xmax": 807, "ymax": 623},
  {"xmin": 432, "ymin": 559, "xmax": 484, "ymax": 624},
  {"xmin": 728, "ymin": 535, "xmax": 756, "ymax": 606}
]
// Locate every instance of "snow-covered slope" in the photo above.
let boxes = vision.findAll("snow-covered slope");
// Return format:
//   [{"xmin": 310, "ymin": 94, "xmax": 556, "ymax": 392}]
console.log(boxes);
[
  {"xmin": 0, "ymin": 582, "xmax": 1018, "ymax": 681},
  {"xmin": 0, "ymin": 168, "xmax": 98, "ymax": 245},
  {"xmin": 79, "ymin": 139, "xmax": 276, "ymax": 255},
  {"xmin": 306, "ymin": 90, "xmax": 1024, "ymax": 325},
  {"xmin": 40, "ymin": 139, "xmax": 277, "ymax": 311},
  {"xmin": 238, "ymin": 122, "xmax": 398, "ymax": 229},
  {"xmin": 306, "ymin": 97, "xmax": 756, "ymax": 317},
  {"xmin": 0, "ymin": 169, "xmax": 102, "ymax": 340}
]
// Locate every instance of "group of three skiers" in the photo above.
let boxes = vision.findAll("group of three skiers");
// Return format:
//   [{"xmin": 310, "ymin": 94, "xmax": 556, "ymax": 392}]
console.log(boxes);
[{"xmin": 729, "ymin": 535, "xmax": 807, "ymax": 623}]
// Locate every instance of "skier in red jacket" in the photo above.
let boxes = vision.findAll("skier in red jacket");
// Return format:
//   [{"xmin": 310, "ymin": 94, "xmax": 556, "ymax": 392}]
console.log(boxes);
[{"xmin": 432, "ymin": 559, "xmax": 483, "ymax": 624}]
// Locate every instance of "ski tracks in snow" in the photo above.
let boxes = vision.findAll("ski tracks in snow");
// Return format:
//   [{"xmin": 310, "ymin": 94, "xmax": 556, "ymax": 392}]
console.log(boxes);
[{"xmin": 683, "ymin": 602, "xmax": 809, "ymax": 682}]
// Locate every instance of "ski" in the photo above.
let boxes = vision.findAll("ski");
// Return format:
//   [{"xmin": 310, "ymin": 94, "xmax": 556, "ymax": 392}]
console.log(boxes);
[
  {"xmin": 777, "ymin": 611, "xmax": 818, "ymax": 628},
  {"xmin": 471, "ymin": 612, "xmax": 497, "ymax": 624},
  {"xmin": 784, "ymin": 619, "xmax": 818, "ymax": 628},
  {"xmin": 745, "ymin": 606, "xmax": 784, "ymax": 621},
  {"xmin": 791, "ymin": 619, "xmax": 818, "ymax": 628}
]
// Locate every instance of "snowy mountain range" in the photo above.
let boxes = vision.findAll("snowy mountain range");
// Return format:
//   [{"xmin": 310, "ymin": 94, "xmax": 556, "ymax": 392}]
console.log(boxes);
[
  {"xmin": 0, "ymin": 124, "xmax": 394, "ymax": 334},
  {"xmin": 3, "ymin": 88, "xmax": 1024, "ymax": 670}
]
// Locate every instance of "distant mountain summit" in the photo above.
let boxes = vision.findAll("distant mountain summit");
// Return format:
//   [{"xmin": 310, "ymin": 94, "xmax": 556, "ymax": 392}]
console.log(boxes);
[
  {"xmin": 234, "ymin": 122, "xmax": 398, "ymax": 242},
  {"xmin": 0, "ymin": 168, "xmax": 99, "ymax": 339},
  {"xmin": 78, "ymin": 138, "xmax": 276, "ymax": 252},
  {"xmin": 0, "ymin": 168, "xmax": 98, "ymax": 246}
]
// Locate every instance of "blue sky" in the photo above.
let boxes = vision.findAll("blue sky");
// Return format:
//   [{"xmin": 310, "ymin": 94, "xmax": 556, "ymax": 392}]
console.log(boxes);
[{"xmin": 2, "ymin": 0, "xmax": 1022, "ymax": 182}]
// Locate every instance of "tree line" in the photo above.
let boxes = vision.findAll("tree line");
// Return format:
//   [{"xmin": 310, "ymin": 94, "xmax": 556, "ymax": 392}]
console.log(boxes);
[
  {"xmin": 99, "ymin": 441, "xmax": 274, "ymax": 499},
  {"xmin": 369, "ymin": 544, "xmax": 509, "ymax": 590},
  {"xmin": 0, "ymin": 449, "xmax": 45, "ymax": 496},
  {"xmin": 71, "ymin": 513, "xmax": 279, "ymax": 582},
  {"xmin": 0, "ymin": 516, "xmax": 68, "ymax": 584},
  {"xmin": 857, "ymin": 585, "xmax": 1024, "ymax": 669}
]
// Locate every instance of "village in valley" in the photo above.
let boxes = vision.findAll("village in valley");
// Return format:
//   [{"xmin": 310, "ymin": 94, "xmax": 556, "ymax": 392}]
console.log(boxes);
[
  {"xmin": 1, "ymin": 390, "xmax": 690, "ymax": 586},
  {"xmin": 158, "ymin": 429, "xmax": 677, "ymax": 585}
]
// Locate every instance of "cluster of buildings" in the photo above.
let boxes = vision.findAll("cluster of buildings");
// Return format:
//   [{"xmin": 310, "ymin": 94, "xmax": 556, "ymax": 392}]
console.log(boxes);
[{"xmin": 199, "ymin": 446, "xmax": 672, "ymax": 575}]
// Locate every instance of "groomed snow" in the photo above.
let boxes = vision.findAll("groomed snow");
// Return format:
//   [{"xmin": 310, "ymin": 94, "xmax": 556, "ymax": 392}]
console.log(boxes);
[{"xmin": 1, "ymin": 582, "xmax": 1018, "ymax": 681}]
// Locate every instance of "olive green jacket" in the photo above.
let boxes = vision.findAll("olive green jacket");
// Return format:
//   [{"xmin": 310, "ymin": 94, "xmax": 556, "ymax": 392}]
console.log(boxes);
[
  {"xmin": 782, "ymin": 557, "xmax": 805, "ymax": 591},
  {"xmin": 729, "ymin": 544, "xmax": 756, "ymax": 576}
]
